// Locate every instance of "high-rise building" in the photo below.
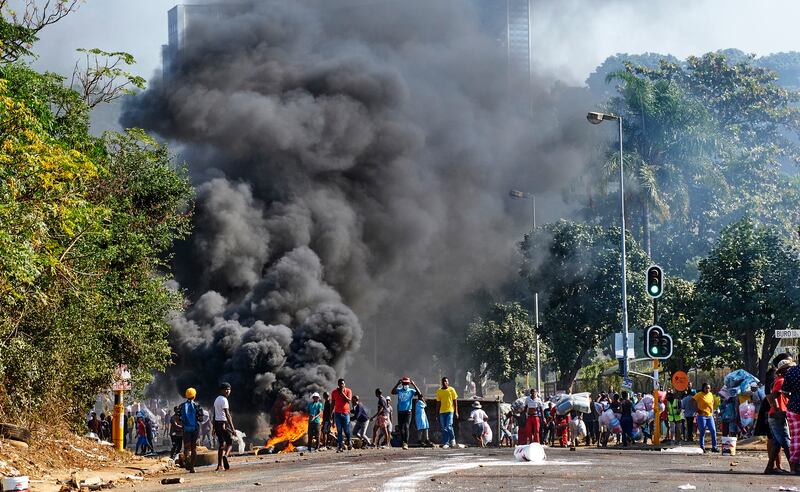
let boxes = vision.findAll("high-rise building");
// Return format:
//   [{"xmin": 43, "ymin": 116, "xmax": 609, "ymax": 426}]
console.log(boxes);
[
  {"xmin": 162, "ymin": 4, "xmax": 248, "ymax": 77},
  {"xmin": 472, "ymin": 0, "xmax": 532, "ymax": 84},
  {"xmin": 163, "ymin": 1, "xmax": 532, "ymax": 88}
]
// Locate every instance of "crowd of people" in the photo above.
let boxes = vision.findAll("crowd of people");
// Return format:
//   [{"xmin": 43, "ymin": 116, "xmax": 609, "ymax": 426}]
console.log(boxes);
[
  {"xmin": 86, "ymin": 354, "xmax": 800, "ymax": 476},
  {"xmin": 304, "ymin": 376, "xmax": 467, "ymax": 452}
]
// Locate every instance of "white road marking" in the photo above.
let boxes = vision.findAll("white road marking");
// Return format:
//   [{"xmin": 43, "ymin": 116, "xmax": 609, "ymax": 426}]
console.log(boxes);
[{"xmin": 382, "ymin": 457, "xmax": 591, "ymax": 492}]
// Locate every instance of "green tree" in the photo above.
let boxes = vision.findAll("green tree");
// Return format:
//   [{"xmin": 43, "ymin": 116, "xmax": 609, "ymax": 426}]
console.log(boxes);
[
  {"xmin": 694, "ymin": 217, "xmax": 800, "ymax": 380},
  {"xmin": 521, "ymin": 220, "xmax": 652, "ymax": 391},
  {"xmin": 464, "ymin": 302, "xmax": 537, "ymax": 402},
  {"xmin": 0, "ymin": 57, "xmax": 192, "ymax": 425}
]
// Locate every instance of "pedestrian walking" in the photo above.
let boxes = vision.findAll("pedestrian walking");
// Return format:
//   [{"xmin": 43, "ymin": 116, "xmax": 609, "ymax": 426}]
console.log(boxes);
[
  {"xmin": 692, "ymin": 383, "xmax": 719, "ymax": 453},
  {"xmin": 370, "ymin": 388, "xmax": 390, "ymax": 448},
  {"xmin": 584, "ymin": 395, "xmax": 598, "ymax": 446},
  {"xmin": 525, "ymin": 389, "xmax": 544, "ymax": 444},
  {"xmin": 681, "ymin": 390, "xmax": 697, "ymax": 442},
  {"xmin": 308, "ymin": 392, "xmax": 323, "ymax": 451},
  {"xmin": 321, "ymin": 392, "xmax": 333, "ymax": 449},
  {"xmin": 780, "ymin": 356, "xmax": 800, "ymax": 472},
  {"xmin": 766, "ymin": 357, "xmax": 793, "ymax": 474},
  {"xmin": 392, "ymin": 377, "xmax": 421, "ymax": 449},
  {"xmin": 415, "ymin": 394, "xmax": 431, "ymax": 446},
  {"xmin": 385, "ymin": 396, "xmax": 394, "ymax": 436},
  {"xmin": 350, "ymin": 395, "xmax": 372, "ymax": 447},
  {"xmin": 169, "ymin": 406, "xmax": 183, "ymax": 459},
  {"xmin": 144, "ymin": 413, "xmax": 155, "ymax": 454},
  {"xmin": 88, "ymin": 412, "xmax": 101, "ymax": 436},
  {"xmin": 511, "ymin": 394, "xmax": 528, "ymax": 444},
  {"xmin": 620, "ymin": 391, "xmax": 634, "ymax": 447},
  {"xmin": 331, "ymin": 378, "xmax": 353, "ymax": 452},
  {"xmin": 180, "ymin": 387, "xmax": 204, "ymax": 473},
  {"xmin": 135, "ymin": 416, "xmax": 148, "ymax": 455},
  {"xmin": 436, "ymin": 377, "xmax": 459, "ymax": 449},
  {"xmin": 213, "ymin": 382, "xmax": 236, "ymax": 471}
]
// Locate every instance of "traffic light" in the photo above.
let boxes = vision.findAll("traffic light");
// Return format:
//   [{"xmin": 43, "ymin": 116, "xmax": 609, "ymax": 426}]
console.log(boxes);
[
  {"xmin": 646, "ymin": 265, "xmax": 664, "ymax": 298},
  {"xmin": 645, "ymin": 325, "xmax": 672, "ymax": 359}
]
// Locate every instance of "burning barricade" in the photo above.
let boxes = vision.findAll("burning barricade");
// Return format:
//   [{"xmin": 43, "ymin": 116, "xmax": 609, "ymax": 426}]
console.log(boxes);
[{"xmin": 255, "ymin": 411, "xmax": 309, "ymax": 454}]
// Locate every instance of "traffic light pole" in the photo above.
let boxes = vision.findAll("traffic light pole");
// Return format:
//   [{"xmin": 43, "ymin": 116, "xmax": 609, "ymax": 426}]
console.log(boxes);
[{"xmin": 617, "ymin": 116, "xmax": 630, "ymax": 381}]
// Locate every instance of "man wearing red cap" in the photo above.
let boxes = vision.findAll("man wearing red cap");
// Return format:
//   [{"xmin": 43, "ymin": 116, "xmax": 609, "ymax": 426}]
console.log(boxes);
[{"xmin": 392, "ymin": 377, "xmax": 421, "ymax": 449}]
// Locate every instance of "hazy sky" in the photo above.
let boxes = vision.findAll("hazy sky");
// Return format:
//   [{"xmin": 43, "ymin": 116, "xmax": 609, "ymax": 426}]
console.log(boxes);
[{"xmin": 29, "ymin": 0, "xmax": 800, "ymax": 86}]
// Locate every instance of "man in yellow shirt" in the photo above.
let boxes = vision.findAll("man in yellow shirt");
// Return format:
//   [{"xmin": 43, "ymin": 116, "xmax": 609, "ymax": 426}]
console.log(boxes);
[
  {"xmin": 692, "ymin": 383, "xmax": 719, "ymax": 453},
  {"xmin": 436, "ymin": 377, "xmax": 459, "ymax": 448}
]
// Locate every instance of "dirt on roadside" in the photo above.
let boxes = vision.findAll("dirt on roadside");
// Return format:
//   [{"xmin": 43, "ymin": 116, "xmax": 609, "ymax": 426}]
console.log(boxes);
[{"xmin": 0, "ymin": 427, "xmax": 157, "ymax": 484}]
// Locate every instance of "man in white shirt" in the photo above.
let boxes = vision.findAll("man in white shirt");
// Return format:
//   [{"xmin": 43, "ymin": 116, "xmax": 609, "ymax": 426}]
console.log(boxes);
[
  {"xmin": 213, "ymin": 382, "xmax": 236, "ymax": 471},
  {"xmin": 525, "ymin": 389, "xmax": 544, "ymax": 444}
]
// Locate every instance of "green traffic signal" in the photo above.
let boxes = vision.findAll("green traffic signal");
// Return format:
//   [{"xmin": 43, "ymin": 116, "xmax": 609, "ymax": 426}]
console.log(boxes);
[
  {"xmin": 645, "ymin": 325, "xmax": 672, "ymax": 359},
  {"xmin": 646, "ymin": 265, "xmax": 664, "ymax": 298}
]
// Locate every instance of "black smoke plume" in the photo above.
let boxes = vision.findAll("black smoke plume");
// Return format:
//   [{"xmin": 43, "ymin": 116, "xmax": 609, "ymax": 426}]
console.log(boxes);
[{"xmin": 123, "ymin": 0, "xmax": 595, "ymax": 437}]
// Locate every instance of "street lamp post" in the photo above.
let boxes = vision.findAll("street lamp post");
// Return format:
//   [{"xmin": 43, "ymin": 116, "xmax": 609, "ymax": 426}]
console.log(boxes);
[
  {"xmin": 509, "ymin": 189, "xmax": 542, "ymax": 393},
  {"xmin": 587, "ymin": 111, "xmax": 630, "ymax": 380}
]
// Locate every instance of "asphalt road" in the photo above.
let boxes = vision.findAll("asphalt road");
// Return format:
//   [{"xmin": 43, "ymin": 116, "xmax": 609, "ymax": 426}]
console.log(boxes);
[{"xmin": 128, "ymin": 445, "xmax": 800, "ymax": 491}]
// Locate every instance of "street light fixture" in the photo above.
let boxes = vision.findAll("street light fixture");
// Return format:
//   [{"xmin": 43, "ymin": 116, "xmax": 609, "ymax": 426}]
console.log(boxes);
[
  {"xmin": 586, "ymin": 111, "xmax": 630, "ymax": 381},
  {"xmin": 509, "ymin": 189, "xmax": 540, "ymax": 394}
]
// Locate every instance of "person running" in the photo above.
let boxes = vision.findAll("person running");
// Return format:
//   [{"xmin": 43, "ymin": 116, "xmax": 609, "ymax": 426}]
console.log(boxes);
[
  {"xmin": 415, "ymin": 393, "xmax": 431, "ymax": 446},
  {"xmin": 169, "ymin": 406, "xmax": 183, "ymax": 460},
  {"xmin": 321, "ymin": 392, "xmax": 333, "ymax": 449},
  {"xmin": 350, "ymin": 395, "xmax": 372, "ymax": 447},
  {"xmin": 436, "ymin": 377, "xmax": 459, "ymax": 449},
  {"xmin": 308, "ymin": 392, "xmax": 323, "ymax": 452},
  {"xmin": 331, "ymin": 378, "xmax": 353, "ymax": 452},
  {"xmin": 180, "ymin": 388, "xmax": 204, "ymax": 473},
  {"xmin": 213, "ymin": 382, "xmax": 236, "ymax": 471},
  {"xmin": 766, "ymin": 357, "xmax": 794, "ymax": 474},
  {"xmin": 525, "ymin": 389, "xmax": 544, "ymax": 444},
  {"xmin": 469, "ymin": 401, "xmax": 491, "ymax": 447},
  {"xmin": 692, "ymin": 383, "xmax": 719, "ymax": 453},
  {"xmin": 370, "ymin": 388, "xmax": 390, "ymax": 448},
  {"xmin": 392, "ymin": 377, "xmax": 421, "ymax": 450}
]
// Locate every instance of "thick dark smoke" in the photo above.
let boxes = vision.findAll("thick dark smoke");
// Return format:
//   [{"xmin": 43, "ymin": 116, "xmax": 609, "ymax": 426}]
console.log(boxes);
[{"xmin": 123, "ymin": 0, "xmax": 595, "ymax": 436}]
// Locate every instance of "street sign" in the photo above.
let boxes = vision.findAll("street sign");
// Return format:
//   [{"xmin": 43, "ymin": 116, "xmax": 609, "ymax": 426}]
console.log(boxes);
[
  {"xmin": 646, "ymin": 265, "xmax": 664, "ymax": 299},
  {"xmin": 622, "ymin": 377, "xmax": 633, "ymax": 391},
  {"xmin": 775, "ymin": 329, "xmax": 800, "ymax": 339},
  {"xmin": 645, "ymin": 325, "xmax": 673, "ymax": 359},
  {"xmin": 112, "ymin": 364, "xmax": 131, "ymax": 391},
  {"xmin": 671, "ymin": 371, "xmax": 689, "ymax": 391},
  {"xmin": 614, "ymin": 332, "xmax": 635, "ymax": 359}
]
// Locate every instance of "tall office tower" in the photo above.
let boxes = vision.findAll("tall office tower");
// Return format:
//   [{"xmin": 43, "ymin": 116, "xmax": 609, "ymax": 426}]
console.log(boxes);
[
  {"xmin": 472, "ymin": 0, "xmax": 532, "ymax": 79},
  {"xmin": 162, "ymin": 4, "xmax": 247, "ymax": 77},
  {"xmin": 162, "ymin": 1, "xmax": 532, "ymax": 95}
]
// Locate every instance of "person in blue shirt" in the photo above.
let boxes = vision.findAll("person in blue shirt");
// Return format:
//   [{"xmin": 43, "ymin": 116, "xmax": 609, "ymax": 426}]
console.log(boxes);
[
  {"xmin": 415, "ymin": 394, "xmax": 431, "ymax": 446},
  {"xmin": 392, "ymin": 377, "xmax": 421, "ymax": 449},
  {"xmin": 350, "ymin": 396, "xmax": 372, "ymax": 447},
  {"xmin": 307, "ymin": 393, "xmax": 323, "ymax": 451}
]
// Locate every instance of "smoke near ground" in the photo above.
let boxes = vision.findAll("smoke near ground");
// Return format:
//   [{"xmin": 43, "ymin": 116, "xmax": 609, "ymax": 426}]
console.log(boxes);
[{"xmin": 122, "ymin": 0, "xmax": 595, "ymax": 437}]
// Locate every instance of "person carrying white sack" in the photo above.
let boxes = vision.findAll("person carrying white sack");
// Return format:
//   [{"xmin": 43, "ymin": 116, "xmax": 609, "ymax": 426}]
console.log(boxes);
[{"xmin": 469, "ymin": 401, "xmax": 492, "ymax": 447}]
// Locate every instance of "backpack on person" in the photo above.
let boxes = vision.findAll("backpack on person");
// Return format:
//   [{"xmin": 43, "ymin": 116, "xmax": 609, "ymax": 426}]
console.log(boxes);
[{"xmin": 181, "ymin": 400, "xmax": 205, "ymax": 433}]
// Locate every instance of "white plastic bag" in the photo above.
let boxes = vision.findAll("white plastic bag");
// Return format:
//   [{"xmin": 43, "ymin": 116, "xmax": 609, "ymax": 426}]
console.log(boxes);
[{"xmin": 514, "ymin": 442, "xmax": 547, "ymax": 462}]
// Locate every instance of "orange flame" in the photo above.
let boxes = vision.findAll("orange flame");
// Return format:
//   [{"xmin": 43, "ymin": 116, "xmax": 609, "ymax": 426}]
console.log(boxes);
[{"xmin": 265, "ymin": 410, "xmax": 308, "ymax": 453}]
